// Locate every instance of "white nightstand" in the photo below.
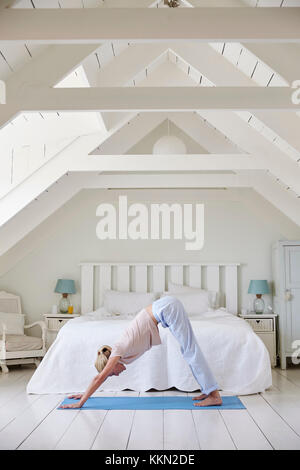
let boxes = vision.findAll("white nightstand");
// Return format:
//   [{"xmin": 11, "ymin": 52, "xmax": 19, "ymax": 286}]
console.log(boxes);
[
  {"xmin": 239, "ymin": 313, "xmax": 278, "ymax": 367},
  {"xmin": 43, "ymin": 313, "xmax": 80, "ymax": 349}
]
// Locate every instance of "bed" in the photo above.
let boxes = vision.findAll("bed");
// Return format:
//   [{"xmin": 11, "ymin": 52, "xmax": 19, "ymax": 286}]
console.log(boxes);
[{"xmin": 26, "ymin": 262, "xmax": 272, "ymax": 395}]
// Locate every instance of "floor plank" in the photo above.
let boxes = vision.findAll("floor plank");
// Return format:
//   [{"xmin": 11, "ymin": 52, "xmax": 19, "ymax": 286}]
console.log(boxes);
[
  {"xmin": 0, "ymin": 369, "xmax": 35, "ymax": 407},
  {"xmin": 192, "ymin": 410, "xmax": 236, "ymax": 450},
  {"xmin": 220, "ymin": 409, "xmax": 272, "ymax": 450},
  {"xmin": 18, "ymin": 397, "xmax": 80, "ymax": 450},
  {"xmin": 163, "ymin": 390, "xmax": 199, "ymax": 450},
  {"xmin": 55, "ymin": 392, "xmax": 116, "ymax": 450},
  {"xmin": 127, "ymin": 392, "xmax": 164, "ymax": 450},
  {"xmin": 127, "ymin": 409, "xmax": 164, "ymax": 450},
  {"xmin": 56, "ymin": 410, "xmax": 108, "ymax": 450},
  {"xmin": 164, "ymin": 410, "xmax": 200, "ymax": 450},
  {"xmin": 0, "ymin": 394, "xmax": 61, "ymax": 450},
  {"xmin": 278, "ymin": 368, "xmax": 300, "ymax": 388},
  {"xmin": 0, "ymin": 388, "xmax": 41, "ymax": 432},
  {"xmin": 261, "ymin": 391, "xmax": 300, "ymax": 438},
  {"xmin": 187, "ymin": 390, "xmax": 235, "ymax": 450},
  {"xmin": 92, "ymin": 409, "xmax": 136, "ymax": 450},
  {"xmin": 241, "ymin": 393, "xmax": 300, "ymax": 450},
  {"xmin": 91, "ymin": 392, "xmax": 138, "ymax": 450},
  {"xmin": 272, "ymin": 369, "xmax": 300, "ymax": 396}
]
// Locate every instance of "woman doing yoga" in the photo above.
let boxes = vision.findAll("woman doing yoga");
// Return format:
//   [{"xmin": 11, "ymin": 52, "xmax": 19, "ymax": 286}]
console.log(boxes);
[{"xmin": 61, "ymin": 296, "xmax": 222, "ymax": 408}]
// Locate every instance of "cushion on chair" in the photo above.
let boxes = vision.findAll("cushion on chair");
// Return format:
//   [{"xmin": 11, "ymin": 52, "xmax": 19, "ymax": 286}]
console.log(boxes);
[
  {"xmin": 0, "ymin": 334, "xmax": 42, "ymax": 352},
  {"xmin": 0, "ymin": 312, "xmax": 25, "ymax": 335}
]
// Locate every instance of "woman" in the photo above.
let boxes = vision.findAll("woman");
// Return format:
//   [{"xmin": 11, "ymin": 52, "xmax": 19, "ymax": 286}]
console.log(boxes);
[{"xmin": 61, "ymin": 296, "xmax": 222, "ymax": 409}]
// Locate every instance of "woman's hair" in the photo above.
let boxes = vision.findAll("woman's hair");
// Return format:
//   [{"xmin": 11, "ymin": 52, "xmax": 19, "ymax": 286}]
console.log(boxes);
[{"xmin": 95, "ymin": 345, "xmax": 112, "ymax": 373}]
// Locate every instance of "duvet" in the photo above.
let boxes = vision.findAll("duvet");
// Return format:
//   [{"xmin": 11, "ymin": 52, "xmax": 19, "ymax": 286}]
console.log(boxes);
[{"xmin": 27, "ymin": 309, "xmax": 272, "ymax": 395}]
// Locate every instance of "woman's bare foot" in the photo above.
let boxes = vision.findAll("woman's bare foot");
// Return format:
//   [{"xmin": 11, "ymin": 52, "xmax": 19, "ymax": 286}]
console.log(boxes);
[
  {"xmin": 192, "ymin": 393, "xmax": 208, "ymax": 401},
  {"xmin": 193, "ymin": 390, "xmax": 222, "ymax": 407}
]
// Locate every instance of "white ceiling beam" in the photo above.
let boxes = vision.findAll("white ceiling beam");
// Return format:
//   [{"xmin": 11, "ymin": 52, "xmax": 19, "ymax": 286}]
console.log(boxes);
[
  {"xmin": 83, "ymin": 43, "xmax": 228, "ymax": 148},
  {"xmin": 89, "ymin": 110, "xmax": 241, "ymax": 157},
  {"xmin": 8, "ymin": 44, "xmax": 100, "ymax": 90},
  {"xmin": 92, "ymin": 111, "xmax": 240, "ymax": 155},
  {"xmin": 7, "ymin": 86, "xmax": 299, "ymax": 111},
  {"xmin": 0, "ymin": 173, "xmax": 89, "ymax": 260},
  {"xmin": 82, "ymin": 43, "xmax": 168, "ymax": 131},
  {"xmin": 71, "ymin": 154, "xmax": 265, "ymax": 173},
  {"xmin": 0, "ymin": 102, "xmax": 140, "ymax": 200},
  {"xmin": 91, "ymin": 113, "xmax": 167, "ymax": 155},
  {"xmin": 199, "ymin": 110, "xmax": 300, "ymax": 194},
  {"xmin": 253, "ymin": 173, "xmax": 300, "ymax": 227},
  {"xmin": 171, "ymin": 43, "xmax": 300, "ymax": 154},
  {"xmin": 0, "ymin": 133, "xmax": 103, "ymax": 227},
  {"xmin": 245, "ymin": 43, "xmax": 300, "ymax": 85},
  {"xmin": 85, "ymin": 44, "xmax": 168, "ymax": 88},
  {"xmin": 171, "ymin": 43, "xmax": 251, "ymax": 87},
  {"xmin": 0, "ymin": 8, "xmax": 299, "ymax": 42},
  {"xmin": 168, "ymin": 112, "xmax": 240, "ymax": 154},
  {"xmin": 253, "ymin": 111, "xmax": 300, "ymax": 157},
  {"xmin": 238, "ymin": 187, "xmax": 300, "ymax": 239},
  {"xmin": 87, "ymin": 172, "xmax": 253, "ymax": 189},
  {"xmin": 0, "ymin": 44, "xmax": 100, "ymax": 129},
  {"xmin": 0, "ymin": 149, "xmax": 263, "ymax": 228}
]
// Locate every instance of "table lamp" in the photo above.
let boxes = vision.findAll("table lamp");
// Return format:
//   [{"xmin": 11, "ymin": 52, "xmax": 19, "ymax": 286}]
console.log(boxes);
[
  {"xmin": 248, "ymin": 280, "xmax": 270, "ymax": 314},
  {"xmin": 55, "ymin": 279, "xmax": 76, "ymax": 313}
]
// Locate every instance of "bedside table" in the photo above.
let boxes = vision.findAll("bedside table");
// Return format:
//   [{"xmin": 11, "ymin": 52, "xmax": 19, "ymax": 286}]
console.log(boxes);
[
  {"xmin": 239, "ymin": 313, "xmax": 278, "ymax": 367},
  {"xmin": 43, "ymin": 313, "xmax": 80, "ymax": 349}
]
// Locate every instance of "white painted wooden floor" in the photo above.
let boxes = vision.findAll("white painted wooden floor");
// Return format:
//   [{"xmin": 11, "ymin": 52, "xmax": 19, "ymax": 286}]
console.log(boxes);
[{"xmin": 0, "ymin": 366, "xmax": 300, "ymax": 450}]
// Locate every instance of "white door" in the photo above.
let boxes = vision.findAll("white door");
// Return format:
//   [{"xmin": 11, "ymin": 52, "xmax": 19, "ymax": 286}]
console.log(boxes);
[{"xmin": 285, "ymin": 246, "xmax": 300, "ymax": 354}]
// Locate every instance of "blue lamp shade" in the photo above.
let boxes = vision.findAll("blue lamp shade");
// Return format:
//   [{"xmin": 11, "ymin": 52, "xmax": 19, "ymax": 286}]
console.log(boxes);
[
  {"xmin": 248, "ymin": 280, "xmax": 270, "ymax": 295},
  {"xmin": 54, "ymin": 279, "xmax": 76, "ymax": 295}
]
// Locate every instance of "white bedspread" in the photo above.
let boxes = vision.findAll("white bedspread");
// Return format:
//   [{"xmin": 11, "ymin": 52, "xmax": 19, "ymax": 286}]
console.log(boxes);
[{"xmin": 27, "ymin": 309, "xmax": 272, "ymax": 395}]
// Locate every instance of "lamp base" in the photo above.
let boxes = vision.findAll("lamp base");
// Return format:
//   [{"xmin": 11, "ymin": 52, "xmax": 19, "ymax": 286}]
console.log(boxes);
[
  {"xmin": 59, "ymin": 295, "xmax": 70, "ymax": 313},
  {"xmin": 253, "ymin": 297, "xmax": 265, "ymax": 314}
]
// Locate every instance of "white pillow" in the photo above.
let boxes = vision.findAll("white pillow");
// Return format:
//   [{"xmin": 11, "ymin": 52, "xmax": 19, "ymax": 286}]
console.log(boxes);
[
  {"xmin": 103, "ymin": 290, "xmax": 158, "ymax": 316},
  {"xmin": 162, "ymin": 292, "xmax": 210, "ymax": 316},
  {"xmin": 0, "ymin": 312, "xmax": 25, "ymax": 335},
  {"xmin": 167, "ymin": 282, "xmax": 220, "ymax": 309},
  {"xmin": 85, "ymin": 307, "xmax": 135, "ymax": 321}
]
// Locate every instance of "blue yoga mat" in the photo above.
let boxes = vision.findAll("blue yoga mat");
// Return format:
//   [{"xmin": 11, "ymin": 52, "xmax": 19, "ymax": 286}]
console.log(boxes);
[{"xmin": 58, "ymin": 395, "xmax": 245, "ymax": 410}]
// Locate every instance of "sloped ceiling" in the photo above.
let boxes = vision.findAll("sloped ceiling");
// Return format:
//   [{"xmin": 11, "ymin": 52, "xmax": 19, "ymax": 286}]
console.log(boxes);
[{"xmin": 0, "ymin": 0, "xmax": 300, "ymax": 262}]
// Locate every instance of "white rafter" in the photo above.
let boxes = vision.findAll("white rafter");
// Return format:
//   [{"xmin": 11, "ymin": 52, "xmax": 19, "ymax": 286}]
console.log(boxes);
[
  {"xmin": 0, "ymin": 8, "xmax": 299, "ymax": 42},
  {"xmin": 82, "ymin": 43, "xmax": 169, "ymax": 131},
  {"xmin": 4, "ymin": 86, "xmax": 299, "ymax": 111},
  {"xmin": 90, "ymin": 113, "xmax": 168, "ymax": 155},
  {"xmin": 0, "ymin": 44, "xmax": 100, "ymax": 129},
  {"xmin": 0, "ymin": 150, "xmax": 266, "ymax": 227},
  {"xmin": 199, "ymin": 110, "xmax": 300, "ymax": 195},
  {"xmin": 170, "ymin": 42, "xmax": 300, "ymax": 157}
]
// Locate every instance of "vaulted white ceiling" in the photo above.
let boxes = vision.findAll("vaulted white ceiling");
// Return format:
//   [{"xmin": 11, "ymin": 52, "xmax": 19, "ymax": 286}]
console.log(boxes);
[{"xmin": 1, "ymin": 0, "xmax": 300, "ymax": 262}]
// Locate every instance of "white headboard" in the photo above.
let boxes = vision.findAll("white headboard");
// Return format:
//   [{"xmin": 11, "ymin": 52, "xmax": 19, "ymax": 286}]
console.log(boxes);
[{"xmin": 80, "ymin": 262, "xmax": 240, "ymax": 315}]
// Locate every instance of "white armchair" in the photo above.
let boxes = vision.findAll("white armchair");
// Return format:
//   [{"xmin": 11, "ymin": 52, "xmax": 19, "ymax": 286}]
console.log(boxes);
[{"xmin": 0, "ymin": 291, "xmax": 47, "ymax": 373}]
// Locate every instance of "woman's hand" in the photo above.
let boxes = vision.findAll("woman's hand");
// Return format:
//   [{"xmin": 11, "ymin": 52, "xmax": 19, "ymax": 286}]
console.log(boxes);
[
  {"xmin": 67, "ymin": 394, "xmax": 83, "ymax": 400},
  {"xmin": 59, "ymin": 401, "xmax": 83, "ymax": 409},
  {"xmin": 59, "ymin": 393, "xmax": 84, "ymax": 409}
]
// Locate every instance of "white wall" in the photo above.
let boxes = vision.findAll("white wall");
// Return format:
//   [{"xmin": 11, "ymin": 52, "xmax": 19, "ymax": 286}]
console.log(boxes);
[{"xmin": 1, "ymin": 187, "xmax": 300, "ymax": 333}]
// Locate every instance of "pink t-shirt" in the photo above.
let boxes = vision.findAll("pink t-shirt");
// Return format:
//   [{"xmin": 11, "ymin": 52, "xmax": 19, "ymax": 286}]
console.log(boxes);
[{"xmin": 110, "ymin": 309, "xmax": 161, "ymax": 364}]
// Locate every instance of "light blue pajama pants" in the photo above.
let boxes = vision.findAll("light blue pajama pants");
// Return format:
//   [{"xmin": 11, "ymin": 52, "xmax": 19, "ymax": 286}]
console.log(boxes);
[{"xmin": 152, "ymin": 295, "xmax": 219, "ymax": 396}]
